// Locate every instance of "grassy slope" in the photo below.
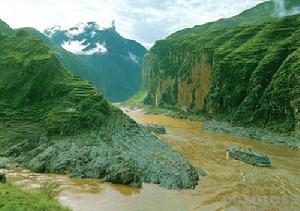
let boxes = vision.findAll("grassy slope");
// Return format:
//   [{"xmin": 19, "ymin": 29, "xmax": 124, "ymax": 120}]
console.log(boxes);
[
  {"xmin": 17, "ymin": 28, "xmax": 102, "ymax": 91},
  {"xmin": 169, "ymin": 1, "xmax": 275, "ymax": 39},
  {"xmin": 169, "ymin": 0, "xmax": 299, "ymax": 39},
  {"xmin": 0, "ymin": 30, "xmax": 113, "ymax": 137},
  {"xmin": 0, "ymin": 19, "xmax": 14, "ymax": 36},
  {"xmin": 0, "ymin": 183, "xmax": 68, "ymax": 211},
  {"xmin": 124, "ymin": 91, "xmax": 148, "ymax": 107}
]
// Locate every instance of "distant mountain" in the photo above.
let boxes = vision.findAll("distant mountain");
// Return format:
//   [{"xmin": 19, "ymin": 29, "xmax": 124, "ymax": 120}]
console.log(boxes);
[{"xmin": 44, "ymin": 22, "xmax": 147, "ymax": 102}]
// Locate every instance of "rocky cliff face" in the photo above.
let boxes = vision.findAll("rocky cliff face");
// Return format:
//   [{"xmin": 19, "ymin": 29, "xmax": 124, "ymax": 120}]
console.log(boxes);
[{"xmin": 143, "ymin": 5, "xmax": 300, "ymax": 136}]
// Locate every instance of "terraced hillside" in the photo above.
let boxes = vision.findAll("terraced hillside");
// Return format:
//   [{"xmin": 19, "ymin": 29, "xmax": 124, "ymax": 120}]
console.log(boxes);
[
  {"xmin": 142, "ymin": 8, "xmax": 300, "ymax": 136},
  {"xmin": 0, "ymin": 27, "xmax": 202, "ymax": 189}
]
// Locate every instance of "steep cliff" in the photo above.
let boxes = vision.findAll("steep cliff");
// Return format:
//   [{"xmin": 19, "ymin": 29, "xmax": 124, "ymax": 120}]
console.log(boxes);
[{"xmin": 143, "ymin": 8, "xmax": 300, "ymax": 135}]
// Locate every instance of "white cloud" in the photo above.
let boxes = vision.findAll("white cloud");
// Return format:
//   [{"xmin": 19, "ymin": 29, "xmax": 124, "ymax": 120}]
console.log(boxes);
[{"xmin": 0, "ymin": 0, "xmax": 268, "ymax": 48}]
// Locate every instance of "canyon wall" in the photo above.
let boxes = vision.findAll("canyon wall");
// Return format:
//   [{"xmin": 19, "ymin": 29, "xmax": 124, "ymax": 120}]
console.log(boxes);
[{"xmin": 142, "ymin": 14, "xmax": 300, "ymax": 135}]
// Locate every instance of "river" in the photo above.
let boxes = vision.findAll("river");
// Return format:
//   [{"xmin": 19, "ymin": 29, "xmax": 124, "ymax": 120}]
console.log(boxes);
[{"xmin": 1, "ymin": 108, "xmax": 300, "ymax": 211}]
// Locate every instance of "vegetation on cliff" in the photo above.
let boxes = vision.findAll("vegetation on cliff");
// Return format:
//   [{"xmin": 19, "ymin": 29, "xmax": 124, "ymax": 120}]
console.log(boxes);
[{"xmin": 142, "ymin": 1, "xmax": 300, "ymax": 137}]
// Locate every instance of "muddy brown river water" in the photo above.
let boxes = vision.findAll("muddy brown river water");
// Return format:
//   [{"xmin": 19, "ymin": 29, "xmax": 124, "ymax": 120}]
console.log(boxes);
[{"xmin": 1, "ymin": 108, "xmax": 300, "ymax": 211}]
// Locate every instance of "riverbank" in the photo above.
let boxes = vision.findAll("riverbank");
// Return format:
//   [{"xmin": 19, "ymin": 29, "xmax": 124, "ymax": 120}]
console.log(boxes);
[
  {"xmin": 0, "ymin": 180, "xmax": 68, "ymax": 210},
  {"xmin": 2, "ymin": 110, "xmax": 300, "ymax": 211},
  {"xmin": 0, "ymin": 107, "xmax": 203, "ymax": 190},
  {"xmin": 204, "ymin": 121, "xmax": 300, "ymax": 149},
  {"xmin": 121, "ymin": 97, "xmax": 300, "ymax": 150}
]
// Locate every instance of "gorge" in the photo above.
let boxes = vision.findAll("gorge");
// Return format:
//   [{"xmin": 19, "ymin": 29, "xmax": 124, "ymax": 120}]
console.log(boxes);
[{"xmin": 0, "ymin": 0, "xmax": 299, "ymax": 210}]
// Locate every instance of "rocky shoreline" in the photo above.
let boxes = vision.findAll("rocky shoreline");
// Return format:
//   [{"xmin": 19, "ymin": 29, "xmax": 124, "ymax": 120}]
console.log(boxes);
[
  {"xmin": 204, "ymin": 121, "xmax": 300, "ymax": 149},
  {"xmin": 0, "ymin": 111, "xmax": 204, "ymax": 190}
]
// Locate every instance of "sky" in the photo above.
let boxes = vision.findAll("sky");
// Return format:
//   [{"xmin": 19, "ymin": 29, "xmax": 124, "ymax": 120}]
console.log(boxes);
[{"xmin": 0, "ymin": 0, "xmax": 268, "ymax": 48}]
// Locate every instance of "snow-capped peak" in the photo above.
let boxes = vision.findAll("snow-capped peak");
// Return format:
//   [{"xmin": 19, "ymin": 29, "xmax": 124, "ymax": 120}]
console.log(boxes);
[
  {"xmin": 45, "ymin": 21, "xmax": 116, "ymax": 39},
  {"xmin": 44, "ymin": 21, "xmax": 121, "ymax": 55},
  {"xmin": 61, "ymin": 40, "xmax": 107, "ymax": 55},
  {"xmin": 66, "ymin": 23, "xmax": 88, "ymax": 37}
]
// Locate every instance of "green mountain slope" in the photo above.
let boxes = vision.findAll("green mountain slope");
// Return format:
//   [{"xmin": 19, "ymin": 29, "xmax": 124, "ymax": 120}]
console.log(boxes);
[
  {"xmin": 18, "ymin": 27, "xmax": 98, "ymax": 91},
  {"xmin": 0, "ymin": 26, "xmax": 201, "ymax": 189},
  {"xmin": 142, "ymin": 8, "xmax": 300, "ymax": 137},
  {"xmin": 0, "ymin": 19, "xmax": 14, "ymax": 36},
  {"xmin": 43, "ymin": 23, "xmax": 147, "ymax": 102},
  {"xmin": 169, "ymin": 1, "xmax": 276, "ymax": 39}
]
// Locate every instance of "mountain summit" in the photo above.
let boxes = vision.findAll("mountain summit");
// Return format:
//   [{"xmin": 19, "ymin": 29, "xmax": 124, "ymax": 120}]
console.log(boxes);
[{"xmin": 44, "ymin": 22, "xmax": 147, "ymax": 102}]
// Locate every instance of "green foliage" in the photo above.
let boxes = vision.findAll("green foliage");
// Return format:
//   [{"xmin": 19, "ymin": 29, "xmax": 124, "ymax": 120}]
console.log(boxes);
[
  {"xmin": 0, "ymin": 182, "xmax": 69, "ymax": 210},
  {"xmin": 0, "ymin": 30, "xmax": 112, "ymax": 136},
  {"xmin": 143, "ymin": 7, "xmax": 300, "ymax": 135},
  {"xmin": 124, "ymin": 91, "xmax": 148, "ymax": 107},
  {"xmin": 0, "ymin": 19, "xmax": 14, "ymax": 36},
  {"xmin": 39, "ymin": 182, "xmax": 61, "ymax": 199}
]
